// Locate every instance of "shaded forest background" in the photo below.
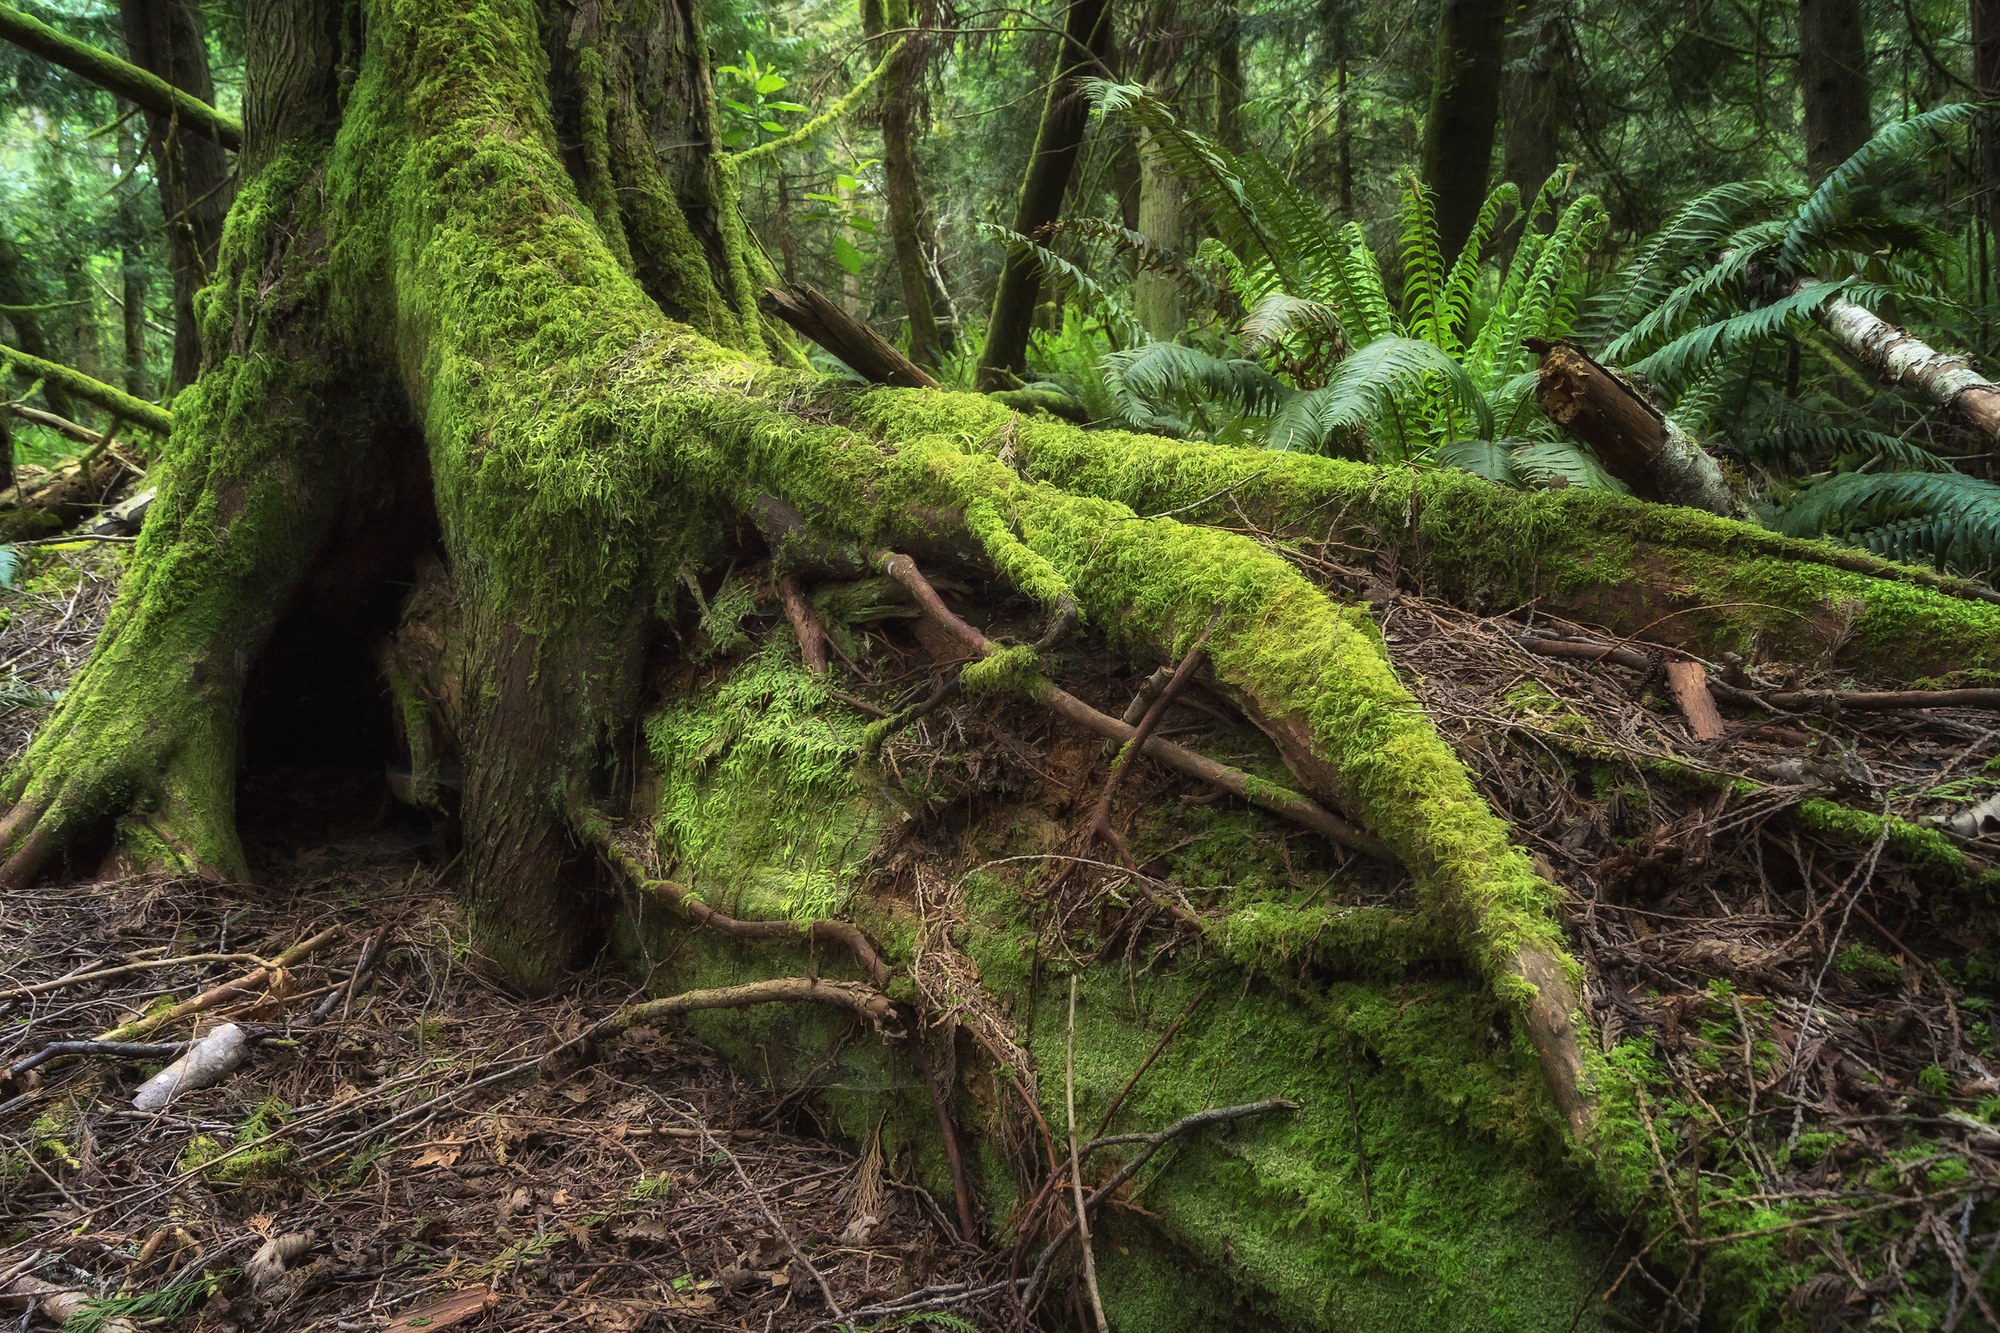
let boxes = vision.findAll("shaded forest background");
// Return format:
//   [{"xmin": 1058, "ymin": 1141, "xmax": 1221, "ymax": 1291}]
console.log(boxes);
[{"xmin": 4, "ymin": 0, "xmax": 2000, "ymax": 577}]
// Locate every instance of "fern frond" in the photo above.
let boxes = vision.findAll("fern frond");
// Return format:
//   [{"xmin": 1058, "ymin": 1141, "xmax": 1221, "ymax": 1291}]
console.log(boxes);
[
  {"xmin": 1434, "ymin": 181, "xmax": 1519, "ymax": 358},
  {"xmin": 1265, "ymin": 336, "xmax": 1492, "ymax": 456},
  {"xmin": 1239, "ymin": 292, "xmax": 1348, "ymax": 358},
  {"xmin": 1509, "ymin": 439, "xmax": 1629, "ymax": 493},
  {"xmin": 1630, "ymin": 280, "xmax": 1847, "ymax": 388},
  {"xmin": 976, "ymin": 221, "xmax": 1140, "ymax": 343},
  {"xmin": 1584, "ymin": 179, "xmax": 1788, "ymax": 342},
  {"xmin": 1083, "ymin": 80, "xmax": 1297, "ymax": 290},
  {"xmin": 1777, "ymin": 467, "xmax": 2000, "ymax": 571},
  {"xmin": 1105, "ymin": 340, "xmax": 1292, "ymax": 428},
  {"xmin": 1777, "ymin": 102, "xmax": 1979, "ymax": 280},
  {"xmin": 1436, "ymin": 438, "xmax": 1518, "ymax": 485},
  {"xmin": 1398, "ymin": 172, "xmax": 1449, "ymax": 345},
  {"xmin": 1756, "ymin": 426, "xmax": 1953, "ymax": 472}
]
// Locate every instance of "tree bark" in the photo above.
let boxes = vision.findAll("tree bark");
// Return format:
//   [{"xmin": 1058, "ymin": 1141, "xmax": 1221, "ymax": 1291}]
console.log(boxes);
[
  {"xmin": 1813, "ymin": 287, "xmax": 2000, "ymax": 438},
  {"xmin": 860, "ymin": 0, "xmax": 953, "ymax": 369},
  {"xmin": 1134, "ymin": 85, "xmax": 1186, "ymax": 340},
  {"xmin": 1420, "ymin": 0, "xmax": 1510, "ymax": 262},
  {"xmin": 119, "ymin": 0, "xmax": 235, "ymax": 391},
  {"xmin": 1214, "ymin": 3, "xmax": 1244, "ymax": 152},
  {"xmin": 118, "ymin": 150, "xmax": 152, "ymax": 404},
  {"xmin": 1499, "ymin": 0, "xmax": 1559, "ymax": 208},
  {"xmin": 974, "ymin": 0, "xmax": 1115, "ymax": 389},
  {"xmin": 1799, "ymin": 0, "xmax": 1871, "ymax": 182},
  {"xmin": 1973, "ymin": 0, "xmax": 2000, "ymax": 247}
]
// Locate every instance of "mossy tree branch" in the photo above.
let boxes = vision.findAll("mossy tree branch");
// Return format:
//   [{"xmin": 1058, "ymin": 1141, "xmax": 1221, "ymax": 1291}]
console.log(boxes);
[
  {"xmin": 0, "ymin": 343, "xmax": 173, "ymax": 435},
  {"xmin": 0, "ymin": 2, "xmax": 243, "ymax": 151}
]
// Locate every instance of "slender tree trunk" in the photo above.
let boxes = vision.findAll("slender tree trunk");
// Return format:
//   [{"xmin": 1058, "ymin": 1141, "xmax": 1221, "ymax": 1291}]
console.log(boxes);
[
  {"xmin": 1331, "ymin": 0, "xmax": 1352, "ymax": 216},
  {"xmin": 1134, "ymin": 91, "xmax": 1185, "ymax": 339},
  {"xmin": 974, "ymin": 0, "xmax": 1115, "ymax": 389},
  {"xmin": 862, "ymin": 0, "xmax": 952, "ymax": 368},
  {"xmin": 1974, "ymin": 0, "xmax": 2000, "ymax": 246},
  {"xmin": 63, "ymin": 259, "xmax": 103, "ymax": 393},
  {"xmin": 1420, "ymin": 0, "xmax": 1509, "ymax": 261},
  {"xmin": 119, "ymin": 0, "xmax": 234, "ymax": 391},
  {"xmin": 117, "ymin": 157, "xmax": 152, "ymax": 404},
  {"xmin": 1499, "ymin": 0, "xmax": 1559, "ymax": 205},
  {"xmin": 1799, "ymin": 0, "xmax": 1871, "ymax": 182},
  {"xmin": 1214, "ymin": 3, "xmax": 1244, "ymax": 152}
]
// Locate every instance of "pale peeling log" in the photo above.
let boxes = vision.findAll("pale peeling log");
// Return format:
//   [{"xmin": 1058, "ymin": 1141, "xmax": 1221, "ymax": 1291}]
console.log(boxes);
[{"xmin": 1814, "ymin": 291, "xmax": 2000, "ymax": 439}]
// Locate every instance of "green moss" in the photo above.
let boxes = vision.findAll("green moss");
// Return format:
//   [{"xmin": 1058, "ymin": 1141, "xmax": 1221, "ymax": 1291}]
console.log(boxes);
[
  {"xmin": 177, "ymin": 1098, "xmax": 296, "ymax": 1183},
  {"xmin": 646, "ymin": 645, "xmax": 882, "ymax": 921},
  {"xmin": 959, "ymin": 642, "xmax": 1043, "ymax": 697},
  {"xmin": 1835, "ymin": 942, "xmax": 1903, "ymax": 985}
]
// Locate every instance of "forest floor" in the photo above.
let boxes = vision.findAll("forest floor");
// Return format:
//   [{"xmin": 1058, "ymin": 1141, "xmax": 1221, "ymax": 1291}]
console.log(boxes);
[
  {"xmin": 0, "ymin": 548, "xmax": 1010, "ymax": 1332},
  {"xmin": 5, "ymin": 526, "xmax": 2000, "ymax": 1329}
]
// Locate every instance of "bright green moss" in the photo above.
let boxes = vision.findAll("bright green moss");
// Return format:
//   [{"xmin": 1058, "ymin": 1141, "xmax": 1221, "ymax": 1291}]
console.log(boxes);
[
  {"xmin": 959, "ymin": 642, "xmax": 1043, "ymax": 697},
  {"xmin": 646, "ymin": 646, "xmax": 882, "ymax": 921}
]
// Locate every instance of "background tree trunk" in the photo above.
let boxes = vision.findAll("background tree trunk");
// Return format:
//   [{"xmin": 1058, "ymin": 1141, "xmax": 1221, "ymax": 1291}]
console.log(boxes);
[
  {"xmin": 1500, "ymin": 0, "xmax": 1560, "ymax": 207},
  {"xmin": 862, "ymin": 0, "xmax": 953, "ymax": 369},
  {"xmin": 117, "ymin": 154, "xmax": 151, "ymax": 404},
  {"xmin": 1973, "ymin": 0, "xmax": 2000, "ymax": 246},
  {"xmin": 1420, "ymin": 0, "xmax": 1509, "ymax": 261},
  {"xmin": 119, "ymin": 0, "xmax": 233, "ymax": 391},
  {"xmin": 1134, "ymin": 94, "xmax": 1186, "ymax": 340},
  {"xmin": 1214, "ymin": 3, "xmax": 1244, "ymax": 151},
  {"xmin": 1799, "ymin": 0, "xmax": 1871, "ymax": 182},
  {"xmin": 975, "ymin": 0, "xmax": 1115, "ymax": 388}
]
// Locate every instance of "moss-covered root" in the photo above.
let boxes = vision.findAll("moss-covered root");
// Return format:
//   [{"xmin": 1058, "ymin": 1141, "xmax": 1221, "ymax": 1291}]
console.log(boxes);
[
  {"xmin": 755, "ymin": 426, "xmax": 1593, "ymax": 1135},
  {"xmin": 854, "ymin": 391, "xmax": 2000, "ymax": 683}
]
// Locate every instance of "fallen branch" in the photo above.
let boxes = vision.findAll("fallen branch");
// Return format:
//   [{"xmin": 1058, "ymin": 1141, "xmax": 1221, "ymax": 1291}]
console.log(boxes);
[
  {"xmin": 609, "ymin": 977, "xmax": 902, "ymax": 1037},
  {"xmin": 876, "ymin": 550, "xmax": 1393, "ymax": 860},
  {"xmin": 0, "ymin": 343, "xmax": 172, "ymax": 434},
  {"xmin": 0, "ymin": 950, "xmax": 273, "ymax": 1003},
  {"xmin": 1812, "ymin": 287, "xmax": 2000, "ymax": 440},
  {"xmin": 762, "ymin": 282, "xmax": 940, "ymax": 390},
  {"xmin": 97, "ymin": 925, "xmax": 344, "ymax": 1043},
  {"xmin": 1084, "ymin": 615, "xmax": 1214, "ymax": 864},
  {"xmin": 1521, "ymin": 632, "xmax": 2000, "ymax": 713},
  {"xmin": 4, "ymin": 1038, "xmax": 186, "ymax": 1082},
  {"xmin": 581, "ymin": 812, "xmax": 890, "ymax": 988},
  {"xmin": 5, "ymin": 400, "xmax": 100, "ymax": 445},
  {"xmin": 1024, "ymin": 1098, "xmax": 1299, "ymax": 1306},
  {"xmin": 778, "ymin": 571, "xmax": 831, "ymax": 674},
  {"xmin": 1526, "ymin": 337, "xmax": 1741, "ymax": 516}
]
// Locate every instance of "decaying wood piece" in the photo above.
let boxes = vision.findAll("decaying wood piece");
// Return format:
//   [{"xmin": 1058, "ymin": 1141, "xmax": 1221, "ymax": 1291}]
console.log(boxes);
[
  {"xmin": 1664, "ymin": 659, "xmax": 1727, "ymax": 741},
  {"xmin": 3, "ymin": 1274, "xmax": 141, "ymax": 1333},
  {"xmin": 1813, "ymin": 289, "xmax": 2000, "ymax": 440},
  {"xmin": 761, "ymin": 282, "xmax": 941, "ymax": 390},
  {"xmin": 1526, "ymin": 336, "xmax": 1741, "ymax": 516}
]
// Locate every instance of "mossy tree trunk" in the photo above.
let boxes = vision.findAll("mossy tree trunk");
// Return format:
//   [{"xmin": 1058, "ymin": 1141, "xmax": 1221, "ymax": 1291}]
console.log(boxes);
[{"xmin": 7, "ymin": 4, "xmax": 2000, "ymax": 1320}]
